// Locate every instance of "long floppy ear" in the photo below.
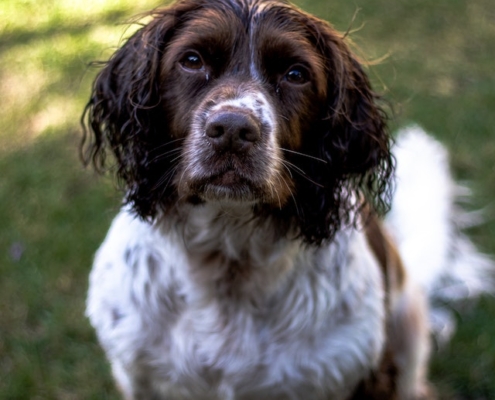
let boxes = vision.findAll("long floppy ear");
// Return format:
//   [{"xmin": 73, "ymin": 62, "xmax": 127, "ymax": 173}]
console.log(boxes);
[
  {"xmin": 80, "ymin": 2, "xmax": 200, "ymax": 218},
  {"xmin": 288, "ymin": 15, "xmax": 394, "ymax": 244}
]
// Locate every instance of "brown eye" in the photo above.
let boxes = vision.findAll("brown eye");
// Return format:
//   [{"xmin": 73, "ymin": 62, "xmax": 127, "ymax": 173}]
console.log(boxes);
[
  {"xmin": 180, "ymin": 52, "xmax": 204, "ymax": 71},
  {"xmin": 284, "ymin": 66, "xmax": 309, "ymax": 85}
]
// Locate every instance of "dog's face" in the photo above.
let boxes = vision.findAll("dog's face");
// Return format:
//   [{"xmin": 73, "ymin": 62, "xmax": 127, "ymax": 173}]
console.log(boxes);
[
  {"xmin": 161, "ymin": 2, "xmax": 328, "ymax": 206},
  {"xmin": 82, "ymin": 0, "xmax": 393, "ymax": 243}
]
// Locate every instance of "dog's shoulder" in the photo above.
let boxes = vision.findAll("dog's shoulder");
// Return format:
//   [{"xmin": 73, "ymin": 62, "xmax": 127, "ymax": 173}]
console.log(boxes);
[{"xmin": 86, "ymin": 209, "xmax": 188, "ymax": 351}]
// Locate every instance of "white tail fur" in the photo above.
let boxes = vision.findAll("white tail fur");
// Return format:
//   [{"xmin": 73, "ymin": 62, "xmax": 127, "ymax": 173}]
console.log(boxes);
[{"xmin": 385, "ymin": 126, "xmax": 494, "ymax": 341}]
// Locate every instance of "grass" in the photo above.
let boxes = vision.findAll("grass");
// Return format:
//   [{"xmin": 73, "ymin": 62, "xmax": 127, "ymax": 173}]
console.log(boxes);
[{"xmin": 0, "ymin": 0, "xmax": 494, "ymax": 398}]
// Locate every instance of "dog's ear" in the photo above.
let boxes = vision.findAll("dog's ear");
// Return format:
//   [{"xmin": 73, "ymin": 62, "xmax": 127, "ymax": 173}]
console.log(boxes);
[
  {"xmin": 80, "ymin": 3, "xmax": 199, "ymax": 218},
  {"xmin": 317, "ymin": 27, "xmax": 392, "ymax": 181},
  {"xmin": 288, "ymin": 15, "xmax": 394, "ymax": 243}
]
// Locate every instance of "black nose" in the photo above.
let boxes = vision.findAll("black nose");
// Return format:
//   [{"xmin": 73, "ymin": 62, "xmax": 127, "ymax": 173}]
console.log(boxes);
[{"xmin": 205, "ymin": 111, "xmax": 261, "ymax": 153}]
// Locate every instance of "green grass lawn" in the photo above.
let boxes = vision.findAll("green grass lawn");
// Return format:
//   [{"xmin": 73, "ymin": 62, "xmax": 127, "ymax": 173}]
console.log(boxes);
[{"xmin": 1, "ymin": 0, "xmax": 494, "ymax": 398}]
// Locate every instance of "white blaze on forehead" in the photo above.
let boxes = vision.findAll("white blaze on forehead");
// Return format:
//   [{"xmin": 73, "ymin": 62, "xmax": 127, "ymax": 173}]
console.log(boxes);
[
  {"xmin": 248, "ymin": 6, "xmax": 262, "ymax": 82},
  {"xmin": 248, "ymin": 24, "xmax": 261, "ymax": 82},
  {"xmin": 249, "ymin": 57, "xmax": 261, "ymax": 81}
]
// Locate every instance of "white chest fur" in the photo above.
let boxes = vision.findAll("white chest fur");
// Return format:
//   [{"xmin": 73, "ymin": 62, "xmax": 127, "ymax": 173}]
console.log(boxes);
[{"xmin": 86, "ymin": 206, "xmax": 385, "ymax": 399}]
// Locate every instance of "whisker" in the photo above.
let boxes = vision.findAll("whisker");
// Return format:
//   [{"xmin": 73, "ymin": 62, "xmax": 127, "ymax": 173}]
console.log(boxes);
[
  {"xmin": 281, "ymin": 158, "xmax": 307, "ymax": 177},
  {"xmin": 281, "ymin": 163, "xmax": 293, "ymax": 179},
  {"xmin": 161, "ymin": 137, "xmax": 186, "ymax": 146},
  {"xmin": 168, "ymin": 152, "xmax": 186, "ymax": 165},
  {"xmin": 280, "ymin": 148, "xmax": 328, "ymax": 164},
  {"xmin": 169, "ymin": 148, "xmax": 196, "ymax": 164},
  {"xmin": 150, "ymin": 137, "xmax": 186, "ymax": 152},
  {"xmin": 151, "ymin": 149, "xmax": 196, "ymax": 193},
  {"xmin": 160, "ymin": 167, "xmax": 180, "ymax": 196},
  {"xmin": 281, "ymin": 160, "xmax": 325, "ymax": 188},
  {"xmin": 271, "ymin": 178, "xmax": 283, "ymax": 210},
  {"xmin": 148, "ymin": 138, "xmax": 186, "ymax": 164},
  {"xmin": 152, "ymin": 165, "xmax": 179, "ymax": 191},
  {"xmin": 279, "ymin": 173, "xmax": 299, "ymax": 215},
  {"xmin": 268, "ymin": 178, "xmax": 275, "ymax": 200},
  {"xmin": 149, "ymin": 147, "xmax": 182, "ymax": 164}
]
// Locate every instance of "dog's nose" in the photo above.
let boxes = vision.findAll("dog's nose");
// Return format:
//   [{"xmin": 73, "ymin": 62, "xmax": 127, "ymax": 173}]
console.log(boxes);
[{"xmin": 205, "ymin": 111, "xmax": 261, "ymax": 152}]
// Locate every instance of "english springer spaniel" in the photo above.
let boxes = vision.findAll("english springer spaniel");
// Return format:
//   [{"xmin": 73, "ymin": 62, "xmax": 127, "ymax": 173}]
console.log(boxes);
[{"xmin": 81, "ymin": 0, "xmax": 493, "ymax": 399}]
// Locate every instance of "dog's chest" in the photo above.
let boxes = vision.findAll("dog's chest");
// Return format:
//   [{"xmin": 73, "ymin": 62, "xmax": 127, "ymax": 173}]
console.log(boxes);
[
  {"xmin": 141, "ymin": 245, "xmax": 383, "ymax": 399},
  {"xmin": 149, "ymin": 284, "xmax": 363, "ymax": 399},
  {"xmin": 88, "ymin": 212, "xmax": 385, "ymax": 399}
]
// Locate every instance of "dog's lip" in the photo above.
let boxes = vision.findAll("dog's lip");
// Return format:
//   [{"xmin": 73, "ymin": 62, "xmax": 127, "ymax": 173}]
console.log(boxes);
[{"xmin": 189, "ymin": 168, "xmax": 260, "ymax": 196}]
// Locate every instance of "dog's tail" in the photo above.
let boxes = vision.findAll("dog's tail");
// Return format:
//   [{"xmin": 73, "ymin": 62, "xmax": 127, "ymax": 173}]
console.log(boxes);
[{"xmin": 385, "ymin": 126, "xmax": 494, "ymax": 342}]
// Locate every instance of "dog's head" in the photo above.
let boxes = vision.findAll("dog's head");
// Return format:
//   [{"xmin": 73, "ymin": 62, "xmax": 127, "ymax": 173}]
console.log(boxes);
[{"xmin": 82, "ymin": 0, "xmax": 393, "ymax": 244}]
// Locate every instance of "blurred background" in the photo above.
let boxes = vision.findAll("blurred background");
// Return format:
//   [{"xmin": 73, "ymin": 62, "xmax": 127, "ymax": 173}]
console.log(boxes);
[{"xmin": 1, "ymin": 0, "xmax": 494, "ymax": 398}]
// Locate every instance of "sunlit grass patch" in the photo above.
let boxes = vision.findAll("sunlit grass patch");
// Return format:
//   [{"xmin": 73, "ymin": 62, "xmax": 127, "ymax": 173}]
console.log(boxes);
[
  {"xmin": 0, "ymin": 0, "xmax": 161, "ymax": 152},
  {"xmin": 0, "ymin": 0, "xmax": 160, "ymax": 37}
]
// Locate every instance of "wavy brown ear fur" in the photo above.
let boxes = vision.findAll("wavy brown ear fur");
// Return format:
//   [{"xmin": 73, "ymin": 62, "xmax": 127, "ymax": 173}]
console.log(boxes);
[
  {"xmin": 81, "ymin": 2, "xmax": 201, "ymax": 218},
  {"xmin": 285, "ymin": 12, "xmax": 394, "ymax": 244}
]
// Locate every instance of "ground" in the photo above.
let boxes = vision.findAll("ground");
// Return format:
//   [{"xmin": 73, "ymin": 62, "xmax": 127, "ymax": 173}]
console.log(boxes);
[{"xmin": 1, "ymin": 0, "xmax": 494, "ymax": 398}]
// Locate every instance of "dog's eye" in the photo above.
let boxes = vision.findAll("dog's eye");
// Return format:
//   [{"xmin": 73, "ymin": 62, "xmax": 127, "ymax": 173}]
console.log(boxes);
[
  {"xmin": 284, "ymin": 66, "xmax": 309, "ymax": 85},
  {"xmin": 180, "ymin": 52, "xmax": 204, "ymax": 71}
]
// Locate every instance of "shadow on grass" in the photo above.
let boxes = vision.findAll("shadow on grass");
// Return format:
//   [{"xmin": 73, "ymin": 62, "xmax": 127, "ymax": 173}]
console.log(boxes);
[{"xmin": 0, "ymin": 132, "xmax": 121, "ymax": 399}]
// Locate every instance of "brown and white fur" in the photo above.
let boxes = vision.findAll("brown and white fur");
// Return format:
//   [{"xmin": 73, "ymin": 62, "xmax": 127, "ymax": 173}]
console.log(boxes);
[{"xmin": 82, "ymin": 1, "xmax": 493, "ymax": 399}]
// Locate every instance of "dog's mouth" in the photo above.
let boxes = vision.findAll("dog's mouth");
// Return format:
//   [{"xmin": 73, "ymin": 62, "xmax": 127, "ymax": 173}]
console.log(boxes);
[{"xmin": 187, "ymin": 167, "xmax": 263, "ymax": 203}]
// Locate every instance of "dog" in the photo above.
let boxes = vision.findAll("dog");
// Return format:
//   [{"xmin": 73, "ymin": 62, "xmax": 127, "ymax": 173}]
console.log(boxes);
[{"xmin": 81, "ymin": 0, "xmax": 493, "ymax": 398}]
